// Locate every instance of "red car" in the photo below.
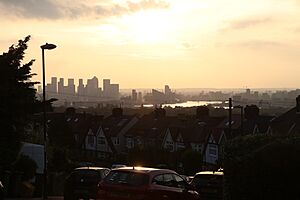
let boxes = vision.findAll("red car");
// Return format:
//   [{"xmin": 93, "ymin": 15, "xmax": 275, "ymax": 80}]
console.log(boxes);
[{"xmin": 97, "ymin": 166, "xmax": 199, "ymax": 200}]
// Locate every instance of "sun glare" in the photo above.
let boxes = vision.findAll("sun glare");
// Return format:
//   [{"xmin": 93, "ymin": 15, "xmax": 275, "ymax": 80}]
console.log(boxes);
[{"xmin": 121, "ymin": 10, "xmax": 175, "ymax": 44}]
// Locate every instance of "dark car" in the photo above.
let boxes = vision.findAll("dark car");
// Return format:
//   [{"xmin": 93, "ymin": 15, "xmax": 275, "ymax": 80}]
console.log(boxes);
[
  {"xmin": 97, "ymin": 166, "xmax": 199, "ymax": 200},
  {"xmin": 190, "ymin": 171, "xmax": 224, "ymax": 199},
  {"xmin": 64, "ymin": 167, "xmax": 110, "ymax": 200}
]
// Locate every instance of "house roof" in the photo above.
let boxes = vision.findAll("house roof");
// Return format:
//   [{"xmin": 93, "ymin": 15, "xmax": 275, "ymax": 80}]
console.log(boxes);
[
  {"xmin": 270, "ymin": 107, "xmax": 298, "ymax": 135},
  {"xmin": 102, "ymin": 114, "xmax": 136, "ymax": 137},
  {"xmin": 45, "ymin": 111, "xmax": 103, "ymax": 148},
  {"xmin": 126, "ymin": 113, "xmax": 184, "ymax": 139},
  {"xmin": 217, "ymin": 114, "xmax": 242, "ymax": 130},
  {"xmin": 210, "ymin": 128, "xmax": 224, "ymax": 144},
  {"xmin": 167, "ymin": 116, "xmax": 225, "ymax": 144}
]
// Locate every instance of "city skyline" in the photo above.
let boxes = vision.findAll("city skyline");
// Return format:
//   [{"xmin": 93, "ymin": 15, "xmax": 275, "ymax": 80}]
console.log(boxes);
[{"xmin": 1, "ymin": 0, "xmax": 300, "ymax": 88}]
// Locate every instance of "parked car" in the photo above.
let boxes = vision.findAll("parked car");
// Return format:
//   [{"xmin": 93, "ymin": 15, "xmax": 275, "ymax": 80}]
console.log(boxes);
[
  {"xmin": 190, "ymin": 171, "xmax": 224, "ymax": 199},
  {"xmin": 111, "ymin": 164, "xmax": 127, "ymax": 169},
  {"xmin": 64, "ymin": 167, "xmax": 110, "ymax": 200},
  {"xmin": 97, "ymin": 166, "xmax": 200, "ymax": 200}
]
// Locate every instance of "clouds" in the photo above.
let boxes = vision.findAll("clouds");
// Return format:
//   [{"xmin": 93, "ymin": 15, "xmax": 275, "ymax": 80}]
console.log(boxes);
[
  {"xmin": 0, "ymin": 0, "xmax": 63, "ymax": 19},
  {"xmin": 222, "ymin": 17, "xmax": 273, "ymax": 32},
  {"xmin": 233, "ymin": 40, "xmax": 286, "ymax": 49},
  {"xmin": 0, "ymin": 0, "xmax": 170, "ymax": 20}
]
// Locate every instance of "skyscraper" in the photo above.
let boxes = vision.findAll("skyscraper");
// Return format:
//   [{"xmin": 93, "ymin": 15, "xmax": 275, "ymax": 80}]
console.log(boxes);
[
  {"xmin": 77, "ymin": 79, "xmax": 85, "ymax": 97},
  {"xmin": 58, "ymin": 78, "xmax": 64, "ymax": 94},
  {"xmin": 67, "ymin": 78, "xmax": 75, "ymax": 95},
  {"xmin": 132, "ymin": 89, "xmax": 138, "ymax": 101},
  {"xmin": 103, "ymin": 79, "xmax": 110, "ymax": 97}
]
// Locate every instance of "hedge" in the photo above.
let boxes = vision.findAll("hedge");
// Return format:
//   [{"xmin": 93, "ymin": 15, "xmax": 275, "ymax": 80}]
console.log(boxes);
[{"xmin": 223, "ymin": 135, "xmax": 300, "ymax": 200}]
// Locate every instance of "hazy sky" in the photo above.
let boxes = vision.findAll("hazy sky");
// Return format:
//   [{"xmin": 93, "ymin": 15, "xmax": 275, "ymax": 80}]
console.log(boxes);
[{"xmin": 1, "ymin": 0, "xmax": 300, "ymax": 89}]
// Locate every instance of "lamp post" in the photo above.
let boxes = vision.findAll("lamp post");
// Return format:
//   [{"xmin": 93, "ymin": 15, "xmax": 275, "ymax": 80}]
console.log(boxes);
[
  {"xmin": 228, "ymin": 98, "xmax": 232, "ymax": 136},
  {"xmin": 41, "ymin": 43, "xmax": 56, "ymax": 200}
]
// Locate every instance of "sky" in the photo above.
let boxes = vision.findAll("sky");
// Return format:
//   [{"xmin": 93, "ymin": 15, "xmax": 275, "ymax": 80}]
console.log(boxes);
[{"xmin": 0, "ymin": 0, "xmax": 300, "ymax": 89}]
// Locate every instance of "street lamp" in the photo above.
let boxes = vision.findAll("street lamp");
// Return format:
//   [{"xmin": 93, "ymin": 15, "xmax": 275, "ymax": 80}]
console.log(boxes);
[{"xmin": 41, "ymin": 43, "xmax": 56, "ymax": 200}]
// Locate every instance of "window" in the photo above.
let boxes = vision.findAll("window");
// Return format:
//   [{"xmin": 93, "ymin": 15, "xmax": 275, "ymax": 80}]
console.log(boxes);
[
  {"xmin": 193, "ymin": 144, "xmax": 202, "ymax": 152},
  {"xmin": 152, "ymin": 175, "xmax": 164, "ymax": 185},
  {"xmin": 153, "ymin": 173, "xmax": 187, "ymax": 188},
  {"xmin": 165, "ymin": 141, "xmax": 174, "ymax": 151},
  {"xmin": 88, "ymin": 135, "xmax": 94, "ymax": 145},
  {"xmin": 209, "ymin": 144, "xmax": 217, "ymax": 156},
  {"xmin": 114, "ymin": 137, "xmax": 120, "ymax": 145},
  {"xmin": 163, "ymin": 174, "xmax": 175, "ymax": 187},
  {"xmin": 104, "ymin": 171, "xmax": 149, "ymax": 186},
  {"xmin": 127, "ymin": 138, "xmax": 134, "ymax": 148},
  {"xmin": 100, "ymin": 169, "xmax": 110, "ymax": 178},
  {"xmin": 98, "ymin": 136, "xmax": 106, "ymax": 145},
  {"xmin": 173, "ymin": 174, "xmax": 187, "ymax": 189}
]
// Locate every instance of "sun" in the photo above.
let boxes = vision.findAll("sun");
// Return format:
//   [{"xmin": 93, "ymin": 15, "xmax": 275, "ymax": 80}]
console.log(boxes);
[{"xmin": 120, "ymin": 10, "xmax": 175, "ymax": 44}]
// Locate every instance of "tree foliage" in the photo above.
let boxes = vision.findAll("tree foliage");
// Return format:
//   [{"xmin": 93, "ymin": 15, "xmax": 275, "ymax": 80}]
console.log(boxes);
[
  {"xmin": 0, "ymin": 36, "xmax": 39, "ymax": 168},
  {"xmin": 14, "ymin": 155, "xmax": 38, "ymax": 181},
  {"xmin": 223, "ymin": 135, "xmax": 300, "ymax": 200},
  {"xmin": 181, "ymin": 149, "xmax": 202, "ymax": 175}
]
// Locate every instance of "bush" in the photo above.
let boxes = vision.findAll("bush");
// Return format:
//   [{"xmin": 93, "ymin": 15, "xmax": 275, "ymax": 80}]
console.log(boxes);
[
  {"xmin": 181, "ymin": 150, "xmax": 202, "ymax": 175},
  {"xmin": 223, "ymin": 135, "xmax": 300, "ymax": 200},
  {"xmin": 14, "ymin": 155, "xmax": 37, "ymax": 181}
]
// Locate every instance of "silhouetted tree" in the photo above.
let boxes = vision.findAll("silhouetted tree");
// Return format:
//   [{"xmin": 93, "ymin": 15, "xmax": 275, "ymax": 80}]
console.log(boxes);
[
  {"xmin": 0, "ymin": 36, "xmax": 39, "ymax": 169},
  {"xmin": 14, "ymin": 155, "xmax": 37, "ymax": 181},
  {"xmin": 181, "ymin": 150, "xmax": 202, "ymax": 175}
]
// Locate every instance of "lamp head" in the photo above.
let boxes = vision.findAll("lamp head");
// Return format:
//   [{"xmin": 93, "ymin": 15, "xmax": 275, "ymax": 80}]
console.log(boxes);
[{"xmin": 41, "ymin": 43, "xmax": 56, "ymax": 50}]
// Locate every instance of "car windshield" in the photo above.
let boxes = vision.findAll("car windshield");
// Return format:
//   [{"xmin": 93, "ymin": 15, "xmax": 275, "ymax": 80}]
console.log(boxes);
[
  {"xmin": 191, "ymin": 174, "xmax": 223, "ymax": 187},
  {"xmin": 104, "ymin": 171, "xmax": 149, "ymax": 186}
]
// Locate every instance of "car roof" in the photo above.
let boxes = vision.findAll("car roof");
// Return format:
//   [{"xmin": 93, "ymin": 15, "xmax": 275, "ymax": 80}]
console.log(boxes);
[
  {"xmin": 195, "ymin": 171, "xmax": 224, "ymax": 176},
  {"xmin": 111, "ymin": 166, "xmax": 176, "ymax": 174},
  {"xmin": 74, "ymin": 167, "xmax": 109, "ymax": 171}
]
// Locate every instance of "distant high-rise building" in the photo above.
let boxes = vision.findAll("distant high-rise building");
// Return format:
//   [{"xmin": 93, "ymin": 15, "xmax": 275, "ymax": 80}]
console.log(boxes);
[
  {"xmin": 138, "ymin": 92, "xmax": 143, "ymax": 102},
  {"xmin": 46, "ymin": 77, "xmax": 57, "ymax": 94},
  {"xmin": 77, "ymin": 79, "xmax": 85, "ymax": 97},
  {"xmin": 165, "ymin": 85, "xmax": 171, "ymax": 95},
  {"xmin": 58, "ymin": 78, "xmax": 64, "ymax": 94},
  {"xmin": 86, "ymin": 76, "xmax": 100, "ymax": 98},
  {"xmin": 246, "ymin": 88, "xmax": 251, "ymax": 95},
  {"xmin": 132, "ymin": 89, "xmax": 137, "ymax": 101},
  {"xmin": 110, "ymin": 84, "xmax": 119, "ymax": 99},
  {"xmin": 67, "ymin": 78, "xmax": 75, "ymax": 95},
  {"xmin": 103, "ymin": 79, "xmax": 110, "ymax": 97},
  {"xmin": 51, "ymin": 77, "xmax": 57, "ymax": 93}
]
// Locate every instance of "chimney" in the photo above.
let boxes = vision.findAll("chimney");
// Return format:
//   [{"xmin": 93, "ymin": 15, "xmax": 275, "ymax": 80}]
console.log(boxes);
[
  {"xmin": 196, "ymin": 106, "xmax": 209, "ymax": 120},
  {"xmin": 244, "ymin": 105, "xmax": 259, "ymax": 120},
  {"xmin": 112, "ymin": 108, "xmax": 123, "ymax": 117}
]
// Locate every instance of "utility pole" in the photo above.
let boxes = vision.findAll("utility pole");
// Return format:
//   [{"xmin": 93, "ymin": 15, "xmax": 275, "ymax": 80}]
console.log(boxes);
[{"xmin": 228, "ymin": 98, "xmax": 232, "ymax": 137}]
